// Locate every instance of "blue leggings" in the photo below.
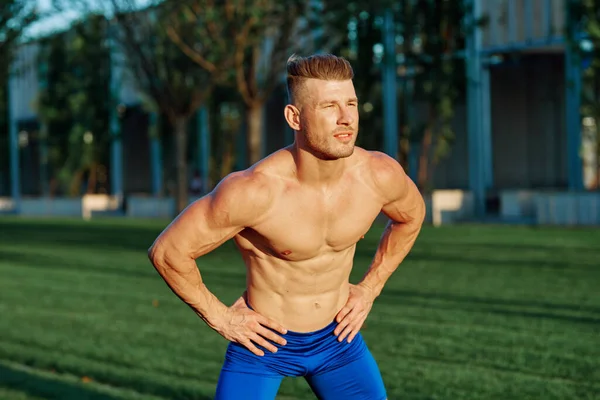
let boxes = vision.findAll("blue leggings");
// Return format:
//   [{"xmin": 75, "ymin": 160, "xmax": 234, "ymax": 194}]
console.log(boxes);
[{"xmin": 215, "ymin": 320, "xmax": 387, "ymax": 399}]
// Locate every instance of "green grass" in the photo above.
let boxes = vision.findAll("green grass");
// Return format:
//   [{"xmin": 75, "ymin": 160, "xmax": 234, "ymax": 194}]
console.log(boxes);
[{"xmin": 0, "ymin": 216, "xmax": 599, "ymax": 400}]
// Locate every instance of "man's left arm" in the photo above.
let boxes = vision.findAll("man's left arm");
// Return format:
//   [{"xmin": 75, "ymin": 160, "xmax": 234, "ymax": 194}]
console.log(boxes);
[
  {"xmin": 359, "ymin": 157, "xmax": 426, "ymax": 297},
  {"xmin": 334, "ymin": 153, "xmax": 426, "ymax": 342}
]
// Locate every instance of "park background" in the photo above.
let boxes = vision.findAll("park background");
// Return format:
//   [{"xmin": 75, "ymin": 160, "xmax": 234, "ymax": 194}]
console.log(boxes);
[{"xmin": 0, "ymin": 0, "xmax": 599, "ymax": 399}]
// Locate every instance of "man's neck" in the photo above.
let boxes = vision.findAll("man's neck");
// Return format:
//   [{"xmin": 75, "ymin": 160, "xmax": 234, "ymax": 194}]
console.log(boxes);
[{"xmin": 291, "ymin": 142, "xmax": 349, "ymax": 186}]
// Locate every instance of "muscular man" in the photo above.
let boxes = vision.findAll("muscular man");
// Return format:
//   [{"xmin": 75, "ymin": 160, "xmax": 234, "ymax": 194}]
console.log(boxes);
[{"xmin": 148, "ymin": 53, "xmax": 425, "ymax": 399}]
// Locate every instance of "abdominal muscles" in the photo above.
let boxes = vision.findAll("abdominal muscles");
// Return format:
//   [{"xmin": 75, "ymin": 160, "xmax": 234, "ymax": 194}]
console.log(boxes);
[{"xmin": 240, "ymin": 245, "xmax": 357, "ymax": 333}]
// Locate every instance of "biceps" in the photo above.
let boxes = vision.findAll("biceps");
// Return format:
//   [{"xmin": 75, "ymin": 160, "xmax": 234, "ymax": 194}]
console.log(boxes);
[
  {"xmin": 382, "ymin": 180, "xmax": 425, "ymax": 224},
  {"xmin": 154, "ymin": 198, "xmax": 243, "ymax": 259},
  {"xmin": 185, "ymin": 222, "xmax": 241, "ymax": 259}
]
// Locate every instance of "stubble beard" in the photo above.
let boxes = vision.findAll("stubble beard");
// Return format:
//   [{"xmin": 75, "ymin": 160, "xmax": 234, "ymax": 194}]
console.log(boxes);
[{"xmin": 303, "ymin": 131, "xmax": 356, "ymax": 160}]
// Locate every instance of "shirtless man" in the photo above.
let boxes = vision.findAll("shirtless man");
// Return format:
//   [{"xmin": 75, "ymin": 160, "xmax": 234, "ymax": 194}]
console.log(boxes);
[{"xmin": 148, "ymin": 53, "xmax": 425, "ymax": 399}]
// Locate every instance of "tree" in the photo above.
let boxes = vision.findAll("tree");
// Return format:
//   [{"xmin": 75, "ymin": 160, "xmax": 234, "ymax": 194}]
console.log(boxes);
[
  {"xmin": 0, "ymin": 0, "xmax": 38, "ymax": 73},
  {"xmin": 567, "ymin": 0, "xmax": 600, "ymax": 190},
  {"xmin": 321, "ymin": 0, "xmax": 468, "ymax": 192},
  {"xmin": 52, "ymin": 0, "xmax": 235, "ymax": 211},
  {"xmin": 36, "ymin": 15, "xmax": 112, "ymax": 196},
  {"xmin": 319, "ymin": 0, "xmax": 395, "ymax": 153},
  {"xmin": 108, "ymin": 0, "xmax": 231, "ymax": 213},
  {"xmin": 397, "ymin": 0, "xmax": 466, "ymax": 192},
  {"xmin": 166, "ymin": 0, "xmax": 320, "ymax": 165}
]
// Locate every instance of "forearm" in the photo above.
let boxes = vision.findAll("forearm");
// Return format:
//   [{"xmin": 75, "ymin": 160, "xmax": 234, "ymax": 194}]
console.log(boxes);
[
  {"xmin": 360, "ymin": 217, "xmax": 423, "ymax": 297},
  {"xmin": 149, "ymin": 248, "xmax": 226, "ymax": 327}
]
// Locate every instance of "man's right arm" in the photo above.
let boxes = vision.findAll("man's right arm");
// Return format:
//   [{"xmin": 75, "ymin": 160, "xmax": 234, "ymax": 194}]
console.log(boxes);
[{"xmin": 147, "ymin": 171, "xmax": 272, "ymax": 330}]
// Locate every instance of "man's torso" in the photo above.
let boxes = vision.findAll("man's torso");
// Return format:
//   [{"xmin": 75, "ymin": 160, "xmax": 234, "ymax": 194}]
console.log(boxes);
[{"xmin": 232, "ymin": 147, "xmax": 387, "ymax": 332}]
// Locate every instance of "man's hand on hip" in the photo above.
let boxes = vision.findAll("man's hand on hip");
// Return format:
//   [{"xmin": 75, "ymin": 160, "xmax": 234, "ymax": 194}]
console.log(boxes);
[
  {"xmin": 212, "ymin": 296, "xmax": 288, "ymax": 357},
  {"xmin": 334, "ymin": 283, "xmax": 375, "ymax": 343}
]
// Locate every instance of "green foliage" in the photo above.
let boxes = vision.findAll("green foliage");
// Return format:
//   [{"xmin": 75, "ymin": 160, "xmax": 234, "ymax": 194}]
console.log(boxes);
[
  {"xmin": 109, "ymin": 0, "xmax": 232, "ymax": 212},
  {"xmin": 36, "ymin": 15, "xmax": 111, "ymax": 195},
  {"xmin": 110, "ymin": 0, "xmax": 216, "ymax": 120},
  {"xmin": 319, "ymin": 1, "xmax": 396, "ymax": 152},
  {"xmin": 395, "ymin": 0, "xmax": 466, "ymax": 191},
  {"xmin": 321, "ymin": 0, "xmax": 466, "ymax": 191},
  {"xmin": 0, "ymin": 0, "xmax": 38, "ymax": 194},
  {"xmin": 567, "ymin": 0, "xmax": 600, "ymax": 188},
  {"xmin": 0, "ymin": 0, "xmax": 37, "ymax": 73},
  {"xmin": 567, "ymin": 0, "xmax": 600, "ymax": 118},
  {"xmin": 163, "ymin": 0, "xmax": 319, "ymax": 165}
]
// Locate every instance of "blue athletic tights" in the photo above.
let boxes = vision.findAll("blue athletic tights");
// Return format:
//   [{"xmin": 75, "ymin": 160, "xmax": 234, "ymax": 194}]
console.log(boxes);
[{"xmin": 214, "ymin": 320, "xmax": 387, "ymax": 399}]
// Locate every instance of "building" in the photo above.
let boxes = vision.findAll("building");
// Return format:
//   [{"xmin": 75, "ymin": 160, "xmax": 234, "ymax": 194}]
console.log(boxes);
[{"xmin": 382, "ymin": 0, "xmax": 599, "ymax": 225}]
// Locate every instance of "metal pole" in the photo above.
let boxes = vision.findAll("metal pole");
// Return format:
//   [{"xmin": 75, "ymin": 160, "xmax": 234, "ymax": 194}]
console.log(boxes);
[
  {"xmin": 465, "ymin": 0, "xmax": 487, "ymax": 217},
  {"xmin": 38, "ymin": 52, "xmax": 49, "ymax": 197},
  {"xmin": 481, "ymin": 65, "xmax": 493, "ymax": 190},
  {"xmin": 108, "ymin": 22, "xmax": 123, "ymax": 202},
  {"xmin": 8, "ymin": 69, "xmax": 20, "ymax": 212},
  {"xmin": 565, "ymin": 1, "xmax": 583, "ymax": 191},
  {"xmin": 149, "ymin": 112, "xmax": 163, "ymax": 196},
  {"xmin": 382, "ymin": 9, "xmax": 399, "ymax": 159}
]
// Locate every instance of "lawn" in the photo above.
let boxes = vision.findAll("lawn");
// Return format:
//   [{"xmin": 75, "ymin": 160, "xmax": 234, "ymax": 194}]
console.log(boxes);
[{"xmin": 0, "ymin": 216, "xmax": 598, "ymax": 400}]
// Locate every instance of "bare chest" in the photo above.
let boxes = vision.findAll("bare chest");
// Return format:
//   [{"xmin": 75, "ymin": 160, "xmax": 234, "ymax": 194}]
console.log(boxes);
[{"xmin": 235, "ymin": 183, "xmax": 383, "ymax": 261}]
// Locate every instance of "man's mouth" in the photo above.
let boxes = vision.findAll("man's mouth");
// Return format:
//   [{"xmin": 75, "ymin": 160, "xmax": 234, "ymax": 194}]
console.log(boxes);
[
  {"xmin": 334, "ymin": 132, "xmax": 354, "ymax": 142},
  {"xmin": 333, "ymin": 132, "xmax": 353, "ymax": 138}
]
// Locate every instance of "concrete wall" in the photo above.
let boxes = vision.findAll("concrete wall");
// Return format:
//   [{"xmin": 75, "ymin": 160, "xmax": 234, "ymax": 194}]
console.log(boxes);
[
  {"xmin": 535, "ymin": 192, "xmax": 600, "ymax": 226},
  {"xmin": 406, "ymin": 52, "xmax": 569, "ymax": 193},
  {"xmin": 490, "ymin": 53, "xmax": 567, "ymax": 190},
  {"xmin": 480, "ymin": 0, "xmax": 565, "ymax": 49},
  {"xmin": 431, "ymin": 103, "xmax": 470, "ymax": 190},
  {"xmin": 19, "ymin": 198, "xmax": 82, "ymax": 217},
  {"xmin": 121, "ymin": 106, "xmax": 152, "ymax": 195}
]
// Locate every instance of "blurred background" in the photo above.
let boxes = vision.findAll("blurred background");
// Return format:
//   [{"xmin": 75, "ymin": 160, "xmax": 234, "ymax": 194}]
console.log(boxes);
[
  {"xmin": 1, "ymin": 0, "xmax": 598, "ymax": 223},
  {"xmin": 0, "ymin": 1, "xmax": 599, "ymax": 399}
]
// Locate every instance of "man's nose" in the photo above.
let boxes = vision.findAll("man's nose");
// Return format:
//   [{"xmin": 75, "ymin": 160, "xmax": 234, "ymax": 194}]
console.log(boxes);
[{"xmin": 337, "ymin": 106, "xmax": 354, "ymax": 126}]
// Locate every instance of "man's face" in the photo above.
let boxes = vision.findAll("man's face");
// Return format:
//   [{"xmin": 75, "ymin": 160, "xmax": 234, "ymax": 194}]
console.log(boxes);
[{"xmin": 297, "ymin": 79, "xmax": 359, "ymax": 160}]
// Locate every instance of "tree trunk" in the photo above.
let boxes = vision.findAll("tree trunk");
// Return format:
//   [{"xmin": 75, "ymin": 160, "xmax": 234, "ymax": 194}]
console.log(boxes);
[
  {"xmin": 399, "ymin": 133, "xmax": 410, "ymax": 171},
  {"xmin": 221, "ymin": 141, "xmax": 235, "ymax": 178},
  {"xmin": 417, "ymin": 124, "xmax": 433, "ymax": 192},
  {"xmin": 87, "ymin": 163, "xmax": 97, "ymax": 194},
  {"xmin": 247, "ymin": 103, "xmax": 264, "ymax": 166},
  {"xmin": 174, "ymin": 116, "xmax": 189, "ymax": 214}
]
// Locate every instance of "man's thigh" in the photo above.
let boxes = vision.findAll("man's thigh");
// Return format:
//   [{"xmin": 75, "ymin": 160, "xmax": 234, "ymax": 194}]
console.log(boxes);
[
  {"xmin": 215, "ymin": 370, "xmax": 282, "ymax": 400},
  {"xmin": 215, "ymin": 341, "xmax": 290, "ymax": 399},
  {"xmin": 306, "ymin": 343, "xmax": 387, "ymax": 400}
]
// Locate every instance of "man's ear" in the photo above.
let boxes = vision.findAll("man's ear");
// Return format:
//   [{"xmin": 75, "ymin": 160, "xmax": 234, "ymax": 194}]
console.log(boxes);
[{"xmin": 284, "ymin": 104, "xmax": 301, "ymax": 131}]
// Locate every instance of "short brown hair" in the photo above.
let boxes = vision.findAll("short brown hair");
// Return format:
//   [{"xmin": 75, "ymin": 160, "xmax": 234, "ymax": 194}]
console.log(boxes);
[{"xmin": 286, "ymin": 53, "xmax": 354, "ymax": 104}]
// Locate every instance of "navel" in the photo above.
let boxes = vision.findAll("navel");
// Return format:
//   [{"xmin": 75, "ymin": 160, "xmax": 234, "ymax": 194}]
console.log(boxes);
[
  {"xmin": 281, "ymin": 250, "xmax": 292, "ymax": 256},
  {"xmin": 314, "ymin": 302, "xmax": 321, "ymax": 309}
]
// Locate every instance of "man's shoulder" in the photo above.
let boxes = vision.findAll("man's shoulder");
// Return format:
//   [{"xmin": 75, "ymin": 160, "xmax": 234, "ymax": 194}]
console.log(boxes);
[
  {"xmin": 356, "ymin": 148, "xmax": 408, "ymax": 200},
  {"xmin": 210, "ymin": 167, "xmax": 281, "ymax": 222},
  {"xmin": 357, "ymin": 148, "xmax": 405, "ymax": 177},
  {"xmin": 217, "ymin": 147, "xmax": 293, "ymax": 195},
  {"xmin": 215, "ymin": 168, "xmax": 278, "ymax": 201}
]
